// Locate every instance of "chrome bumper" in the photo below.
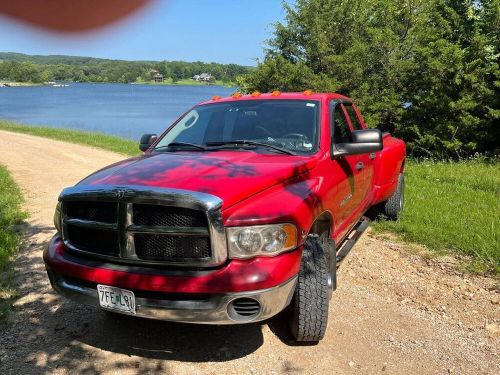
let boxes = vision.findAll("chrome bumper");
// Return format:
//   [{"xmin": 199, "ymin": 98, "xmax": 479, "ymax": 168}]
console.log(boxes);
[{"xmin": 47, "ymin": 269, "xmax": 297, "ymax": 324}]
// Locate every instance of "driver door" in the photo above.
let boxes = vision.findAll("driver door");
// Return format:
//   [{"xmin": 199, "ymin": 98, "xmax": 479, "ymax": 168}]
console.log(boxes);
[{"xmin": 329, "ymin": 102, "xmax": 365, "ymax": 240}]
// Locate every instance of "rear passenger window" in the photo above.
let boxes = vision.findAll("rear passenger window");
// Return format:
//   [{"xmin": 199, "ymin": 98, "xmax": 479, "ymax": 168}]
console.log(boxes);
[
  {"xmin": 344, "ymin": 104, "xmax": 363, "ymax": 130},
  {"xmin": 332, "ymin": 105, "xmax": 351, "ymax": 144}
]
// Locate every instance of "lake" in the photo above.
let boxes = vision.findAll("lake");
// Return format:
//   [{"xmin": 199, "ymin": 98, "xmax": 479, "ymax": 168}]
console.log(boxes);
[{"xmin": 0, "ymin": 83, "xmax": 234, "ymax": 140}]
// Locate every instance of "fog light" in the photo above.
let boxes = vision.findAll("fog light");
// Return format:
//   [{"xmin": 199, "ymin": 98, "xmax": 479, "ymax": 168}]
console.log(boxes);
[{"xmin": 227, "ymin": 298, "xmax": 261, "ymax": 321}]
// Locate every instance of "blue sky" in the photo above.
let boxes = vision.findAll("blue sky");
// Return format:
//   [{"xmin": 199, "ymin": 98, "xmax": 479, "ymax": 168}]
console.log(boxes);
[{"xmin": 0, "ymin": 0, "xmax": 287, "ymax": 66}]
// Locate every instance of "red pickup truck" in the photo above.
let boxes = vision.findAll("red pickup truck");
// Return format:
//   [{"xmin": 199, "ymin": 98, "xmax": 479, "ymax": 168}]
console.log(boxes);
[{"xmin": 44, "ymin": 91, "xmax": 405, "ymax": 342}]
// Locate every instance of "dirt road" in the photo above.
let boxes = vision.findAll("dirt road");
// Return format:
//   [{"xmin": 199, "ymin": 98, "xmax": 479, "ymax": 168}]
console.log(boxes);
[{"xmin": 0, "ymin": 130, "xmax": 498, "ymax": 375}]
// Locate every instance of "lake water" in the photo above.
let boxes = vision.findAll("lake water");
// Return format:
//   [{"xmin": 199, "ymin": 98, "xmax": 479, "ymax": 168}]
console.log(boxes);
[{"xmin": 0, "ymin": 83, "xmax": 234, "ymax": 140}]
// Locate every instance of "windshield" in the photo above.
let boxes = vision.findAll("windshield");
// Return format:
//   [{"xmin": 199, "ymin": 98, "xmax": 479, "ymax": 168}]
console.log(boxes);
[{"xmin": 154, "ymin": 99, "xmax": 320, "ymax": 154}]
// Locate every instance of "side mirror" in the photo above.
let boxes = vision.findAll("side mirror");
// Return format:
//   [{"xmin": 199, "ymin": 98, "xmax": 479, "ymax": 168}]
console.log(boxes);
[
  {"xmin": 139, "ymin": 134, "xmax": 157, "ymax": 152},
  {"xmin": 332, "ymin": 129, "xmax": 383, "ymax": 158}
]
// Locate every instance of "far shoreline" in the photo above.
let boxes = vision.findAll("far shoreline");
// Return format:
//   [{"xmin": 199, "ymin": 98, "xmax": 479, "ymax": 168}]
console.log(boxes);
[
  {"xmin": 0, "ymin": 82, "xmax": 43, "ymax": 87},
  {"xmin": 0, "ymin": 80, "xmax": 236, "ymax": 88}
]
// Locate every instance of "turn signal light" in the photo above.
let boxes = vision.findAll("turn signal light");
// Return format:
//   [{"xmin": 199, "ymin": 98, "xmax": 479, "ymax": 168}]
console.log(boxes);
[
  {"xmin": 212, "ymin": 95, "xmax": 221, "ymax": 101},
  {"xmin": 251, "ymin": 91, "xmax": 261, "ymax": 97},
  {"xmin": 271, "ymin": 90, "xmax": 281, "ymax": 96},
  {"xmin": 303, "ymin": 89, "xmax": 313, "ymax": 96},
  {"xmin": 232, "ymin": 92, "xmax": 242, "ymax": 99}
]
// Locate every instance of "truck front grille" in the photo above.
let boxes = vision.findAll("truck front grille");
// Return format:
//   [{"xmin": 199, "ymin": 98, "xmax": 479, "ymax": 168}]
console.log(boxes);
[
  {"xmin": 134, "ymin": 234, "xmax": 211, "ymax": 261},
  {"xmin": 62, "ymin": 200, "xmax": 213, "ymax": 265},
  {"xmin": 65, "ymin": 201, "xmax": 117, "ymax": 223},
  {"xmin": 133, "ymin": 204, "xmax": 207, "ymax": 227},
  {"xmin": 66, "ymin": 225, "xmax": 120, "ymax": 256}
]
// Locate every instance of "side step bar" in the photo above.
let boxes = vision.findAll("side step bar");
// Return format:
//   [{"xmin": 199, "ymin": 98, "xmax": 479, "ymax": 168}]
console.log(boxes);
[{"xmin": 336, "ymin": 217, "xmax": 370, "ymax": 265}]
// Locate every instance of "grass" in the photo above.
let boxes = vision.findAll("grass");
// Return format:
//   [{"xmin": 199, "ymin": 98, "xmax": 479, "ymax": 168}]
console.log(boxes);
[
  {"xmin": 0, "ymin": 81, "xmax": 43, "ymax": 87},
  {"xmin": 373, "ymin": 160, "xmax": 500, "ymax": 275},
  {"xmin": 0, "ymin": 164, "xmax": 27, "ymax": 323},
  {"xmin": 1, "ymin": 80, "xmax": 234, "ymax": 87},
  {"xmin": 0, "ymin": 120, "xmax": 137, "ymax": 156},
  {"xmin": 135, "ymin": 78, "xmax": 234, "ymax": 87}
]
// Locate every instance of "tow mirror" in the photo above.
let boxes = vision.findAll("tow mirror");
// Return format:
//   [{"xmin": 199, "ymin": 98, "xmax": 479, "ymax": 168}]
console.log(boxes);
[
  {"xmin": 139, "ymin": 134, "xmax": 157, "ymax": 152},
  {"xmin": 332, "ymin": 129, "xmax": 383, "ymax": 158}
]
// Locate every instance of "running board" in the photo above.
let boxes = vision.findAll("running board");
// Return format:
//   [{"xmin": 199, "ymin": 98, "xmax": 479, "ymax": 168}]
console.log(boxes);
[{"xmin": 336, "ymin": 217, "xmax": 370, "ymax": 265}]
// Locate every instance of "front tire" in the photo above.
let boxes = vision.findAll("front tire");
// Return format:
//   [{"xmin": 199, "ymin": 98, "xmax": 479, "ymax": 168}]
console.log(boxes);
[
  {"xmin": 383, "ymin": 173, "xmax": 404, "ymax": 220},
  {"xmin": 288, "ymin": 236, "xmax": 329, "ymax": 342}
]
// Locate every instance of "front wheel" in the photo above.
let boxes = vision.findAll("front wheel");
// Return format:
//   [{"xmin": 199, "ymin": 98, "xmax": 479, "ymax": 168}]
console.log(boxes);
[
  {"xmin": 382, "ymin": 173, "xmax": 404, "ymax": 220},
  {"xmin": 287, "ymin": 236, "xmax": 329, "ymax": 342}
]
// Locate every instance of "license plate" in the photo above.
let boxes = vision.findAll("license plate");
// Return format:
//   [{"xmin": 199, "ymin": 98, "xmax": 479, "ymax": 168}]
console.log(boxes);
[{"xmin": 97, "ymin": 284, "xmax": 136, "ymax": 314}]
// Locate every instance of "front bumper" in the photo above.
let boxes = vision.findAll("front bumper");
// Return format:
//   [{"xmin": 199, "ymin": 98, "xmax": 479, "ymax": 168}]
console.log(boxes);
[
  {"xmin": 44, "ymin": 235, "xmax": 301, "ymax": 324},
  {"xmin": 46, "ymin": 268, "xmax": 297, "ymax": 324}
]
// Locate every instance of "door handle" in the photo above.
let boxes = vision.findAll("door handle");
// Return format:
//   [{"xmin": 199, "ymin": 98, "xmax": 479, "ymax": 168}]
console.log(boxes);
[
  {"xmin": 369, "ymin": 152, "xmax": 376, "ymax": 160},
  {"xmin": 355, "ymin": 161, "xmax": 364, "ymax": 170}
]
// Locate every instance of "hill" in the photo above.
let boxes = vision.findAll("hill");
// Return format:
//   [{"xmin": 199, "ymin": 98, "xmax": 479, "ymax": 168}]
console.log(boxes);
[{"xmin": 0, "ymin": 52, "xmax": 252, "ymax": 84}]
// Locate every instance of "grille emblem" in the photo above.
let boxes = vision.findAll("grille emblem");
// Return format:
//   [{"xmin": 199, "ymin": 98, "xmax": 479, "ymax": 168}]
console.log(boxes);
[{"xmin": 114, "ymin": 189, "xmax": 126, "ymax": 200}]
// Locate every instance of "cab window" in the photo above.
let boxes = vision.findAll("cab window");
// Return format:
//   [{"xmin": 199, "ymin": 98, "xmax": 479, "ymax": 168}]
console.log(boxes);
[
  {"xmin": 332, "ymin": 104, "xmax": 351, "ymax": 144},
  {"xmin": 344, "ymin": 104, "xmax": 363, "ymax": 130}
]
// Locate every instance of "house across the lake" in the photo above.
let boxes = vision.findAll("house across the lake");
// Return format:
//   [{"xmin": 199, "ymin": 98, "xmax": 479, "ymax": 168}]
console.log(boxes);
[
  {"xmin": 153, "ymin": 72, "xmax": 164, "ymax": 83},
  {"xmin": 192, "ymin": 73, "xmax": 212, "ymax": 82}
]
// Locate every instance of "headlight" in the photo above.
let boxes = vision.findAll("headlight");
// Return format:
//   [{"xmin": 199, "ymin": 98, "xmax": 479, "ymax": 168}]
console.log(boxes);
[
  {"xmin": 227, "ymin": 223, "xmax": 298, "ymax": 259},
  {"xmin": 54, "ymin": 202, "xmax": 62, "ymax": 233}
]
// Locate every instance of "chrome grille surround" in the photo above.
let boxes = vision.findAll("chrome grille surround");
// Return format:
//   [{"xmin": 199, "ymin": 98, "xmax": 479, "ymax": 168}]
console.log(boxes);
[{"xmin": 59, "ymin": 185, "xmax": 227, "ymax": 267}]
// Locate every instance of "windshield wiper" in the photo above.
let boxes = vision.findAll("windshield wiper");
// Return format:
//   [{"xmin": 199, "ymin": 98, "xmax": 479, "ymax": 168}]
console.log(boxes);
[
  {"xmin": 154, "ymin": 140, "xmax": 295, "ymax": 155},
  {"xmin": 154, "ymin": 142, "xmax": 208, "ymax": 151},
  {"xmin": 206, "ymin": 140, "xmax": 295, "ymax": 155}
]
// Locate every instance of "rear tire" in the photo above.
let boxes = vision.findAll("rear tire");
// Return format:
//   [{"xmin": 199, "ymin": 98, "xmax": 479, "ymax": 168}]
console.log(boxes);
[
  {"xmin": 288, "ymin": 236, "xmax": 329, "ymax": 342},
  {"xmin": 383, "ymin": 173, "xmax": 404, "ymax": 220}
]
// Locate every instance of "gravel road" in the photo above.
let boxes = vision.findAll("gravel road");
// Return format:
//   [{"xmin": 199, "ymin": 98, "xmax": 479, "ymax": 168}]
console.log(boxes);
[{"xmin": 0, "ymin": 130, "xmax": 498, "ymax": 375}]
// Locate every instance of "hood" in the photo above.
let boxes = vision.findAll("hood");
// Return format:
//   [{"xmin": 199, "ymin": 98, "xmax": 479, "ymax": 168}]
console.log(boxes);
[{"xmin": 78, "ymin": 151, "xmax": 318, "ymax": 209}]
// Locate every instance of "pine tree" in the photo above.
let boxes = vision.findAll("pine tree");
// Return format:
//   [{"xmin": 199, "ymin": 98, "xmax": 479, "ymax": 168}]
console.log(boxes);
[{"xmin": 240, "ymin": 0, "xmax": 499, "ymax": 157}]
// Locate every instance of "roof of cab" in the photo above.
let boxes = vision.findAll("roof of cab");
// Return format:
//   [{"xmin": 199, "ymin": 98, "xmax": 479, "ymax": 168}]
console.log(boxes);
[{"xmin": 199, "ymin": 91, "xmax": 351, "ymax": 105}]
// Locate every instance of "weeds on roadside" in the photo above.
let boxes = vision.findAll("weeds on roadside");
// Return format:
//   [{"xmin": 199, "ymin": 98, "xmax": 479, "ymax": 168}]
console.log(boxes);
[
  {"xmin": 0, "ymin": 165, "xmax": 27, "ymax": 323},
  {"xmin": 0, "ymin": 120, "xmax": 138, "ymax": 156},
  {"xmin": 373, "ymin": 159, "xmax": 500, "ymax": 276}
]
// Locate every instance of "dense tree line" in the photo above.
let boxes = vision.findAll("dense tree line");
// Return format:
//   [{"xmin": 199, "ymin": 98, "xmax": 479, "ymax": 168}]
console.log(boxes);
[
  {"xmin": 0, "ymin": 53, "xmax": 251, "ymax": 84},
  {"xmin": 240, "ymin": 0, "xmax": 499, "ymax": 158},
  {"xmin": 152, "ymin": 61, "xmax": 249, "ymax": 83}
]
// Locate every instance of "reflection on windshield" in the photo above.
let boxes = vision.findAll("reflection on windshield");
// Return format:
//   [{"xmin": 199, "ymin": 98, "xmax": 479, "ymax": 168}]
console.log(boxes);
[{"xmin": 154, "ymin": 99, "xmax": 320, "ymax": 154}]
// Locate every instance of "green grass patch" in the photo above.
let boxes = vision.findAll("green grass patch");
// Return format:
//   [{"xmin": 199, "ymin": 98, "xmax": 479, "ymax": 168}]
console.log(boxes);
[
  {"xmin": 135, "ymin": 78, "xmax": 235, "ymax": 87},
  {"xmin": 0, "ymin": 164, "xmax": 27, "ymax": 323},
  {"xmin": 0, "ymin": 81, "xmax": 43, "ymax": 87},
  {"xmin": 373, "ymin": 160, "xmax": 500, "ymax": 275},
  {"xmin": 0, "ymin": 120, "xmax": 137, "ymax": 156}
]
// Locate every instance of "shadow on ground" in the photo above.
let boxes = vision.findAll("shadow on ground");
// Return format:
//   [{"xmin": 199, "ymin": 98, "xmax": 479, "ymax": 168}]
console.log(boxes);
[{"xmin": 0, "ymin": 223, "xmax": 269, "ymax": 374}]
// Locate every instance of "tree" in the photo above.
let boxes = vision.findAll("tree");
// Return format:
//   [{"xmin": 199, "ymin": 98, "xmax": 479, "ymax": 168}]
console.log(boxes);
[
  {"xmin": 240, "ymin": 0, "xmax": 499, "ymax": 158},
  {"xmin": 400, "ymin": 0, "xmax": 500, "ymax": 157}
]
